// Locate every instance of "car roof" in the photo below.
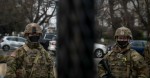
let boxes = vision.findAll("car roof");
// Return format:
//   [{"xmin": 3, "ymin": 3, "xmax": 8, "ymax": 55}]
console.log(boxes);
[{"xmin": 3, "ymin": 36, "xmax": 26, "ymax": 39}]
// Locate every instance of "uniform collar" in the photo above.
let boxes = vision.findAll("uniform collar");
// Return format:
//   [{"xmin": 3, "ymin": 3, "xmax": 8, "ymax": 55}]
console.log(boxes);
[{"xmin": 112, "ymin": 43, "xmax": 131, "ymax": 54}]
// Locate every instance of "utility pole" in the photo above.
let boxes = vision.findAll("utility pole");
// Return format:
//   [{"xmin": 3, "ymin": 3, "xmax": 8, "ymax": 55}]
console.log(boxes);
[{"xmin": 57, "ymin": 0, "xmax": 96, "ymax": 78}]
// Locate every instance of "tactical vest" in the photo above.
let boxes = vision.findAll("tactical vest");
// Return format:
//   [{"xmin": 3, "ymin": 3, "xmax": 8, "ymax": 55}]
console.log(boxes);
[
  {"xmin": 22, "ymin": 44, "xmax": 52, "ymax": 78},
  {"xmin": 107, "ymin": 49, "xmax": 136, "ymax": 78}
]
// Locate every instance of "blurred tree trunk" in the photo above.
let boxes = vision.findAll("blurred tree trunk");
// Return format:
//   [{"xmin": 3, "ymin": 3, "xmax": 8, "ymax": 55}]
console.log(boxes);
[
  {"xmin": 57, "ymin": 0, "xmax": 97, "ymax": 78},
  {"xmin": 108, "ymin": 0, "xmax": 121, "ymax": 34}
]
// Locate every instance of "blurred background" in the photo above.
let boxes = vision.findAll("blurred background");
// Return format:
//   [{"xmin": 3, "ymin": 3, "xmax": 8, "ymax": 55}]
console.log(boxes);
[
  {"xmin": 0, "ymin": 0, "xmax": 149, "ymax": 43},
  {"xmin": 0, "ymin": 0, "xmax": 149, "ymax": 57},
  {"xmin": 0, "ymin": 0, "xmax": 149, "ymax": 77}
]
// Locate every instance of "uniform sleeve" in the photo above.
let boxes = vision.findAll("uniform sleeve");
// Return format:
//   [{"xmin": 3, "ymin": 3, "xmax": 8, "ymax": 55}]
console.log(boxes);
[
  {"xmin": 46, "ymin": 52, "xmax": 55, "ymax": 78},
  {"xmin": 144, "ymin": 46, "xmax": 150, "ymax": 64},
  {"xmin": 5, "ymin": 49, "xmax": 25, "ymax": 78},
  {"xmin": 97, "ymin": 53, "xmax": 110, "ymax": 78},
  {"xmin": 131, "ymin": 51, "xmax": 149, "ymax": 78},
  {"xmin": 97, "ymin": 62, "xmax": 107, "ymax": 78},
  {"xmin": 42, "ymin": 48, "xmax": 55, "ymax": 78}
]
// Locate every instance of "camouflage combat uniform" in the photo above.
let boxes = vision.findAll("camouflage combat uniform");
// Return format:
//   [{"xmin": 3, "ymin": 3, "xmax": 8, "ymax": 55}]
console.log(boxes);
[
  {"xmin": 5, "ymin": 23, "xmax": 55, "ymax": 78},
  {"xmin": 144, "ymin": 42, "xmax": 150, "ymax": 75},
  {"xmin": 5, "ymin": 43, "xmax": 55, "ymax": 78},
  {"xmin": 98, "ymin": 44, "xmax": 149, "ymax": 78},
  {"xmin": 98, "ymin": 26, "xmax": 149, "ymax": 78}
]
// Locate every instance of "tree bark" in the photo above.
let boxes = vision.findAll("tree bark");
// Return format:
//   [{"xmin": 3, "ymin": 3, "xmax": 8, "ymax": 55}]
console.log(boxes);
[{"xmin": 57, "ymin": 0, "xmax": 97, "ymax": 78}]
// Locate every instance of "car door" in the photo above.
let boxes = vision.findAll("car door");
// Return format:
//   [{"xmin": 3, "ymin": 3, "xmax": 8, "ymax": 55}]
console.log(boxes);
[{"xmin": 7, "ymin": 37, "xmax": 18, "ymax": 47}]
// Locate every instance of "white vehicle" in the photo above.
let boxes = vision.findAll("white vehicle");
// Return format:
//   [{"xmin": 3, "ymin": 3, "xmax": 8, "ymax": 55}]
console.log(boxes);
[
  {"xmin": 48, "ymin": 35, "xmax": 57, "ymax": 53},
  {"xmin": 48, "ymin": 40, "xmax": 56, "ymax": 52},
  {"xmin": 48, "ymin": 39, "xmax": 107, "ymax": 58},
  {"xmin": 94, "ymin": 43, "xmax": 107, "ymax": 58},
  {"xmin": 0, "ymin": 36, "xmax": 26, "ymax": 51}
]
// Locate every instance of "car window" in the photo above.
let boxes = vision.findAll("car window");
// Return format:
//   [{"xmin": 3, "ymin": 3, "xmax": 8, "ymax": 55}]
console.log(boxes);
[
  {"xmin": 131, "ymin": 41, "xmax": 142, "ymax": 47},
  {"xmin": 18, "ymin": 38, "xmax": 26, "ymax": 42},
  {"xmin": 143, "ymin": 41, "xmax": 147, "ymax": 47},
  {"xmin": 6, "ymin": 38, "xmax": 12, "ymax": 41},
  {"xmin": 44, "ymin": 34, "xmax": 55, "ymax": 40},
  {"xmin": 52, "ymin": 36, "xmax": 57, "ymax": 40},
  {"xmin": 7, "ymin": 37, "xmax": 17, "ymax": 41}
]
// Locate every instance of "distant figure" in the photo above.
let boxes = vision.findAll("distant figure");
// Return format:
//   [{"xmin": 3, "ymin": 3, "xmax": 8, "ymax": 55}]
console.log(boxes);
[
  {"xmin": 5, "ymin": 23, "xmax": 55, "ymax": 78},
  {"xmin": 98, "ymin": 26, "xmax": 149, "ymax": 78}
]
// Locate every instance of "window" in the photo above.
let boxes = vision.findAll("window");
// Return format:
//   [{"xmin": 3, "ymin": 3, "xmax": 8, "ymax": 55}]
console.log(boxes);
[
  {"xmin": 44, "ymin": 34, "xmax": 56, "ymax": 40},
  {"xmin": 7, "ymin": 37, "xmax": 17, "ymax": 41},
  {"xmin": 18, "ymin": 38, "xmax": 26, "ymax": 42},
  {"xmin": 131, "ymin": 41, "xmax": 142, "ymax": 47}
]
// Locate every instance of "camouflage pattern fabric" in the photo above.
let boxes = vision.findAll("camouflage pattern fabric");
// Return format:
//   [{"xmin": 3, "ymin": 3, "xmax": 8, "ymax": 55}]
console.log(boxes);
[
  {"xmin": 24, "ymin": 23, "xmax": 42, "ymax": 35},
  {"xmin": 144, "ymin": 43, "xmax": 150, "ymax": 64},
  {"xmin": 98, "ymin": 44, "xmax": 149, "ymax": 78},
  {"xmin": 144, "ymin": 43, "xmax": 150, "ymax": 76},
  {"xmin": 114, "ymin": 26, "xmax": 132, "ymax": 39},
  {"xmin": 5, "ymin": 43, "xmax": 55, "ymax": 78}
]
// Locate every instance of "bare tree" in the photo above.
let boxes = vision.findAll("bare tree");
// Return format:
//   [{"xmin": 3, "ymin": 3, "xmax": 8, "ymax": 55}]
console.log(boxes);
[
  {"xmin": 95, "ymin": 0, "xmax": 145, "ymax": 39},
  {"xmin": 0, "ymin": 0, "xmax": 57, "ymax": 35},
  {"xmin": 0, "ymin": 0, "xmax": 26, "ymax": 35},
  {"xmin": 16, "ymin": 0, "xmax": 57, "ymax": 25},
  {"xmin": 131, "ymin": 0, "xmax": 150, "ymax": 38}
]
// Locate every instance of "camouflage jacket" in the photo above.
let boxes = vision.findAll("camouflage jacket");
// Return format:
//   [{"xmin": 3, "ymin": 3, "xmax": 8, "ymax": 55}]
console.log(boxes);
[
  {"xmin": 98, "ymin": 44, "xmax": 149, "ymax": 78},
  {"xmin": 5, "ymin": 43, "xmax": 55, "ymax": 78},
  {"xmin": 144, "ymin": 43, "xmax": 150, "ymax": 65}
]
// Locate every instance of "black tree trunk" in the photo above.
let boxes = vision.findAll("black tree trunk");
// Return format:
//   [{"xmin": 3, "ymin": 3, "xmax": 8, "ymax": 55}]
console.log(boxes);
[{"xmin": 57, "ymin": 0, "xmax": 96, "ymax": 78}]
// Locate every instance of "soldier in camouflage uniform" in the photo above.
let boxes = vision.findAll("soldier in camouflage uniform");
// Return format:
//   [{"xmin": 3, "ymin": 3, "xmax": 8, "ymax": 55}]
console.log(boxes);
[
  {"xmin": 5, "ymin": 23, "xmax": 55, "ymax": 78},
  {"xmin": 98, "ymin": 26, "xmax": 149, "ymax": 78},
  {"xmin": 144, "ymin": 35, "xmax": 150, "ymax": 75}
]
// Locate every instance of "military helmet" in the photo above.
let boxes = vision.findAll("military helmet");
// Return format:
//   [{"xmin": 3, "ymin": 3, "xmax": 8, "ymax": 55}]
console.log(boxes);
[
  {"xmin": 24, "ymin": 23, "xmax": 42, "ymax": 36},
  {"xmin": 114, "ymin": 26, "xmax": 132, "ymax": 39}
]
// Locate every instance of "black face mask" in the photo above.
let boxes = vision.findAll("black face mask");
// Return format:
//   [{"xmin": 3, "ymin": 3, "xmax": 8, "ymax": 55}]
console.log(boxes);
[
  {"xmin": 117, "ymin": 41, "xmax": 129, "ymax": 49},
  {"xmin": 28, "ymin": 36, "xmax": 40, "ymax": 43}
]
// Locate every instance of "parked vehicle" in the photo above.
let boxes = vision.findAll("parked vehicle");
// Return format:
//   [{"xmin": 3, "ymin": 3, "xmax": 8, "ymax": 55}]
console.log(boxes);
[
  {"xmin": 39, "ymin": 33, "xmax": 56, "ymax": 51},
  {"xmin": 94, "ymin": 43, "xmax": 107, "ymax": 58},
  {"xmin": 48, "ymin": 35, "xmax": 57, "ymax": 55},
  {"xmin": 0, "ymin": 36, "xmax": 26, "ymax": 51},
  {"xmin": 130, "ymin": 40, "xmax": 147, "ymax": 56},
  {"xmin": 48, "ymin": 40, "xmax": 107, "ymax": 58}
]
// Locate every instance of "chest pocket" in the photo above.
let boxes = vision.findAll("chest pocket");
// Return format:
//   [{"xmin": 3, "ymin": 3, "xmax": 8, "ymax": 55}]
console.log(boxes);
[
  {"xmin": 108, "ymin": 50, "xmax": 132, "ymax": 77},
  {"xmin": 109, "ymin": 53, "xmax": 128, "ymax": 70}
]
